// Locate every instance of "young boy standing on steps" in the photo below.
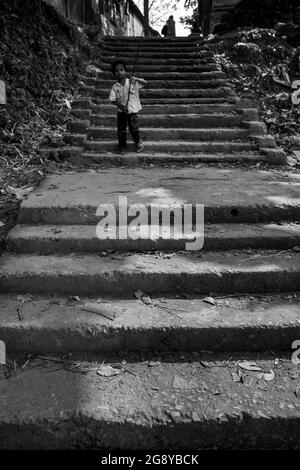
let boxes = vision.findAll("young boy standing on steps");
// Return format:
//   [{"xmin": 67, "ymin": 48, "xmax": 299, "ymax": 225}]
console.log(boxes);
[{"xmin": 109, "ymin": 60, "xmax": 147, "ymax": 154}]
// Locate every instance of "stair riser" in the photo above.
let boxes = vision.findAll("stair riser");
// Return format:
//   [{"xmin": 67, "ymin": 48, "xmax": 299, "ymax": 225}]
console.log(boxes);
[
  {"xmin": 92, "ymin": 98, "xmax": 238, "ymax": 105},
  {"xmin": 8, "ymin": 232, "xmax": 300, "ymax": 254},
  {"xmin": 94, "ymin": 72, "xmax": 226, "ymax": 80},
  {"xmin": 76, "ymin": 152, "xmax": 265, "ymax": 166},
  {"xmin": 103, "ymin": 39, "xmax": 202, "ymax": 45},
  {"xmin": 84, "ymin": 141, "xmax": 254, "ymax": 153},
  {"xmin": 91, "ymin": 104, "xmax": 238, "ymax": 115},
  {"xmin": 93, "ymin": 88, "xmax": 235, "ymax": 99},
  {"xmin": 100, "ymin": 64, "xmax": 219, "ymax": 72},
  {"xmin": 91, "ymin": 80, "xmax": 228, "ymax": 89},
  {"xmin": 1, "ymin": 321, "xmax": 299, "ymax": 354},
  {"xmin": 101, "ymin": 58, "xmax": 215, "ymax": 66},
  {"xmin": 87, "ymin": 128, "xmax": 248, "ymax": 141},
  {"xmin": 84, "ymin": 75, "xmax": 226, "ymax": 86},
  {"xmin": 18, "ymin": 205, "xmax": 300, "ymax": 226},
  {"xmin": 1, "ymin": 413, "xmax": 300, "ymax": 450},
  {"xmin": 1, "ymin": 270, "xmax": 299, "ymax": 297},
  {"xmin": 90, "ymin": 114, "xmax": 241, "ymax": 128},
  {"xmin": 102, "ymin": 51, "xmax": 214, "ymax": 59}
]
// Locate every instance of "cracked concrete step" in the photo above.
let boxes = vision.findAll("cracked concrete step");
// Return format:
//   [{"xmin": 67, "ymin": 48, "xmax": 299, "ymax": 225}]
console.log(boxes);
[
  {"xmin": 81, "ymin": 140, "xmax": 255, "ymax": 154},
  {"xmin": 1, "ymin": 250, "xmax": 300, "ymax": 296},
  {"xmin": 0, "ymin": 353, "xmax": 300, "ymax": 449},
  {"xmin": 91, "ymin": 79, "xmax": 228, "ymax": 89},
  {"xmin": 94, "ymin": 71, "xmax": 226, "ymax": 81},
  {"xmin": 76, "ymin": 151, "xmax": 264, "ymax": 166},
  {"xmin": 85, "ymin": 128, "xmax": 248, "ymax": 142},
  {"xmin": 16, "ymin": 168, "xmax": 300, "ymax": 225},
  {"xmin": 82, "ymin": 140, "xmax": 255, "ymax": 154},
  {"xmin": 93, "ymin": 88, "xmax": 235, "ymax": 99},
  {"xmin": 0, "ymin": 294, "xmax": 299, "ymax": 353},
  {"xmin": 42, "ymin": 148, "xmax": 265, "ymax": 166},
  {"xmin": 7, "ymin": 223, "xmax": 300, "ymax": 254},
  {"xmin": 90, "ymin": 114, "xmax": 242, "ymax": 128}
]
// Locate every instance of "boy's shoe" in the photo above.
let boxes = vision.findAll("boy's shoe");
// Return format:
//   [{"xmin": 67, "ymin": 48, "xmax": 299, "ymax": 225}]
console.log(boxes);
[
  {"xmin": 118, "ymin": 147, "xmax": 126, "ymax": 155},
  {"xmin": 136, "ymin": 141, "xmax": 144, "ymax": 153}
]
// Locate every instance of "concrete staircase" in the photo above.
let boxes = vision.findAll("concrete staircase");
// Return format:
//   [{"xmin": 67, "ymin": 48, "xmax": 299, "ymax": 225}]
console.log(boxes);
[
  {"xmin": 0, "ymin": 37, "xmax": 299, "ymax": 450},
  {"xmin": 55, "ymin": 36, "xmax": 286, "ymax": 165}
]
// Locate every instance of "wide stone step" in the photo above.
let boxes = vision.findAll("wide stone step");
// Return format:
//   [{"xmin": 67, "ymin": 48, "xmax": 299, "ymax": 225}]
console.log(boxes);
[
  {"xmin": 102, "ymin": 45, "xmax": 205, "ymax": 54},
  {"xmin": 101, "ymin": 57, "xmax": 215, "ymax": 66},
  {"xmin": 90, "ymin": 113, "xmax": 241, "ymax": 128},
  {"xmin": 103, "ymin": 37, "xmax": 201, "ymax": 44},
  {"xmin": 1, "ymin": 294, "xmax": 299, "ymax": 353},
  {"xmin": 90, "ymin": 103, "xmax": 243, "ymax": 115},
  {"xmin": 101, "ymin": 50, "xmax": 214, "ymax": 59},
  {"xmin": 1, "ymin": 352, "xmax": 299, "ymax": 449},
  {"xmin": 84, "ymin": 74, "xmax": 226, "ymax": 86},
  {"xmin": 83, "ymin": 140, "xmax": 254, "ymax": 154},
  {"xmin": 86, "ymin": 127, "xmax": 248, "ymax": 141},
  {"xmin": 92, "ymin": 97, "xmax": 238, "ymax": 105},
  {"xmin": 95, "ymin": 71, "xmax": 226, "ymax": 81},
  {"xmin": 16, "ymin": 168, "xmax": 300, "ymax": 225},
  {"xmin": 77, "ymin": 151, "xmax": 264, "ymax": 165},
  {"xmin": 100, "ymin": 63, "xmax": 219, "ymax": 72},
  {"xmin": 94, "ymin": 87, "xmax": 235, "ymax": 99},
  {"xmin": 91, "ymin": 79, "xmax": 228, "ymax": 89},
  {"xmin": 7, "ymin": 223, "xmax": 300, "ymax": 254},
  {"xmin": 42, "ymin": 148, "xmax": 264, "ymax": 166},
  {"xmin": 1, "ymin": 250, "xmax": 299, "ymax": 296}
]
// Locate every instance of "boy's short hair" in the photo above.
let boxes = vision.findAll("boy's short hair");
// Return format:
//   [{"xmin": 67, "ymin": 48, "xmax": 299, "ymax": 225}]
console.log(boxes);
[{"xmin": 111, "ymin": 60, "xmax": 127, "ymax": 75}]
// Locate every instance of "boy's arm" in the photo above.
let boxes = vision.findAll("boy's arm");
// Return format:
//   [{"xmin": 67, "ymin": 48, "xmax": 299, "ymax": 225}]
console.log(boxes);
[{"xmin": 131, "ymin": 76, "xmax": 147, "ymax": 87}]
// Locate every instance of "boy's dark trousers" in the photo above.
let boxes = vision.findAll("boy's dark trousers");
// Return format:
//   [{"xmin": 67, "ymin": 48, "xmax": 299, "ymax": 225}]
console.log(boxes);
[{"xmin": 117, "ymin": 112, "xmax": 140, "ymax": 149}]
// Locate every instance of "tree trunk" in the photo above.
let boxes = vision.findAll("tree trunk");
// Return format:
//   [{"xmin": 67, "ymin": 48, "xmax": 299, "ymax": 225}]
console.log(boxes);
[{"xmin": 144, "ymin": 0, "xmax": 150, "ymax": 36}]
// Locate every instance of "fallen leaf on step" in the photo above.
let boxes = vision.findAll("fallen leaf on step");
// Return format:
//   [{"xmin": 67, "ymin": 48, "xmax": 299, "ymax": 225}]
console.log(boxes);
[
  {"xmin": 232, "ymin": 371, "xmax": 243, "ymax": 383},
  {"xmin": 200, "ymin": 361, "xmax": 211, "ymax": 368},
  {"xmin": 290, "ymin": 369, "xmax": 300, "ymax": 380},
  {"xmin": 82, "ymin": 302, "xmax": 122, "ymax": 321},
  {"xmin": 97, "ymin": 365, "xmax": 121, "ymax": 377},
  {"xmin": 6, "ymin": 185, "xmax": 34, "ymax": 200},
  {"xmin": 203, "ymin": 296, "xmax": 216, "ymax": 306},
  {"xmin": 65, "ymin": 99, "xmax": 72, "ymax": 109},
  {"xmin": 148, "ymin": 361, "xmax": 161, "ymax": 367},
  {"xmin": 135, "ymin": 290, "xmax": 144, "ymax": 300},
  {"xmin": 141, "ymin": 295, "xmax": 153, "ymax": 306},
  {"xmin": 238, "ymin": 361, "xmax": 263, "ymax": 372},
  {"xmin": 263, "ymin": 370, "xmax": 275, "ymax": 382},
  {"xmin": 134, "ymin": 290, "xmax": 153, "ymax": 306},
  {"xmin": 257, "ymin": 379, "xmax": 268, "ymax": 391}
]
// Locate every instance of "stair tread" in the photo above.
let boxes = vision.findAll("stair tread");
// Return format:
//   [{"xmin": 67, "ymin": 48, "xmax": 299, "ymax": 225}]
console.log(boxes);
[
  {"xmin": 8, "ymin": 222, "xmax": 300, "ymax": 240},
  {"xmin": 0, "ymin": 293, "xmax": 299, "ymax": 352},
  {"xmin": 1, "ymin": 250, "xmax": 299, "ymax": 294},
  {"xmin": 17, "ymin": 167, "xmax": 300, "ymax": 223},
  {"xmin": 0, "ymin": 350, "xmax": 299, "ymax": 449},
  {"xmin": 7, "ymin": 222, "xmax": 300, "ymax": 254}
]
